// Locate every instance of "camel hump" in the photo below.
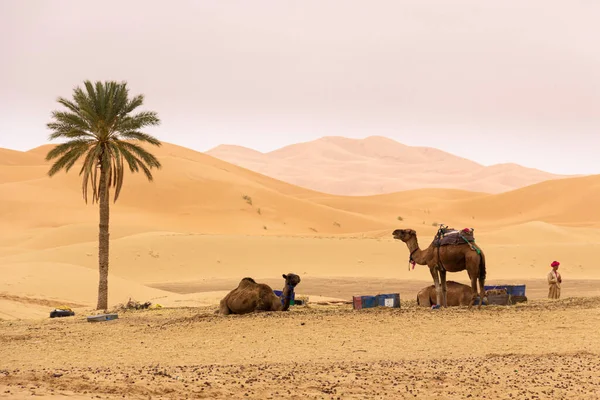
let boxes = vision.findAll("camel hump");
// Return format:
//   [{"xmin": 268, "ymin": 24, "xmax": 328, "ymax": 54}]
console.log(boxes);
[{"xmin": 238, "ymin": 277, "xmax": 257, "ymax": 288}]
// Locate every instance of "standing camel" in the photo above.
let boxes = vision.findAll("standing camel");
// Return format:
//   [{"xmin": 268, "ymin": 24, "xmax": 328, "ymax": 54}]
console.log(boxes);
[{"xmin": 392, "ymin": 228, "xmax": 487, "ymax": 309}]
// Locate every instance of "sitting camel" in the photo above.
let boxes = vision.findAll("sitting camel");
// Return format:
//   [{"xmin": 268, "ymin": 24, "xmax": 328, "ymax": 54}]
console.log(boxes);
[
  {"xmin": 218, "ymin": 273, "xmax": 301, "ymax": 315},
  {"xmin": 416, "ymin": 280, "xmax": 474, "ymax": 307},
  {"xmin": 393, "ymin": 227, "xmax": 487, "ymax": 309}
]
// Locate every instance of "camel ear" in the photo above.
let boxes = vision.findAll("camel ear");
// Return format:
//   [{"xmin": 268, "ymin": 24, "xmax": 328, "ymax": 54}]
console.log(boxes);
[
  {"xmin": 409, "ymin": 229, "xmax": 416, "ymax": 235},
  {"xmin": 282, "ymin": 274, "xmax": 287, "ymax": 279}
]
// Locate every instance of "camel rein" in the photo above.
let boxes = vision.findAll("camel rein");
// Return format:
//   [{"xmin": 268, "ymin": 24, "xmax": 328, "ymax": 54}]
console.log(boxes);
[
  {"xmin": 408, "ymin": 248, "xmax": 418, "ymax": 271},
  {"xmin": 280, "ymin": 285, "xmax": 296, "ymax": 305}
]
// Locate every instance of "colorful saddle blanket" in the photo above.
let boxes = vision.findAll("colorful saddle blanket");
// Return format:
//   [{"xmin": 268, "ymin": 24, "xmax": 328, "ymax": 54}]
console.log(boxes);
[{"xmin": 432, "ymin": 226, "xmax": 475, "ymax": 247}]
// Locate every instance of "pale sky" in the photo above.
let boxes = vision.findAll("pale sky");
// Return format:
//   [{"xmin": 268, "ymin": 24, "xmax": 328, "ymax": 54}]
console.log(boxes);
[{"xmin": 1, "ymin": 0, "xmax": 599, "ymax": 175}]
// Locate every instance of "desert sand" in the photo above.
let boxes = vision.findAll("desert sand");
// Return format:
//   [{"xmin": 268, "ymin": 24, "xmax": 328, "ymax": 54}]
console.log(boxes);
[
  {"xmin": 206, "ymin": 136, "xmax": 573, "ymax": 195},
  {"xmin": 1, "ymin": 141, "xmax": 600, "ymax": 398},
  {"xmin": 2, "ymin": 300, "xmax": 600, "ymax": 399}
]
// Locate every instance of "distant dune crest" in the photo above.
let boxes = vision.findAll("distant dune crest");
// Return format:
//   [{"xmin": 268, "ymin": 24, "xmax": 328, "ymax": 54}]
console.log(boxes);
[{"xmin": 206, "ymin": 136, "xmax": 574, "ymax": 195}]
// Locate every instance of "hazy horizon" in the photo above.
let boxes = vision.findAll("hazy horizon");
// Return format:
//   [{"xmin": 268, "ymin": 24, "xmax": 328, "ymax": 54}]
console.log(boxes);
[{"xmin": 1, "ymin": 0, "xmax": 599, "ymax": 175}]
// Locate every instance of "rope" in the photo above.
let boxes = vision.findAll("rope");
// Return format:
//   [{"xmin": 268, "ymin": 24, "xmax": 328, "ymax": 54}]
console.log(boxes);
[
  {"xmin": 435, "ymin": 224, "xmax": 447, "ymax": 272},
  {"xmin": 459, "ymin": 234, "xmax": 481, "ymax": 255},
  {"xmin": 408, "ymin": 248, "xmax": 418, "ymax": 271}
]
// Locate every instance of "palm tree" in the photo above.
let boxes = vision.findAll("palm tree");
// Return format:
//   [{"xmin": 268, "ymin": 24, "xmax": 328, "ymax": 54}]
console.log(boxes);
[{"xmin": 45, "ymin": 80, "xmax": 162, "ymax": 310}]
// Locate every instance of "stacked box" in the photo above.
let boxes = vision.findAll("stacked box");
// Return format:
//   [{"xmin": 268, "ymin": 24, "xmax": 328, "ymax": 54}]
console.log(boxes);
[
  {"xmin": 486, "ymin": 293, "xmax": 510, "ymax": 305},
  {"xmin": 484, "ymin": 284, "xmax": 527, "ymax": 305},
  {"xmin": 484, "ymin": 285, "xmax": 526, "ymax": 296},
  {"xmin": 353, "ymin": 294, "xmax": 401, "ymax": 310},
  {"xmin": 352, "ymin": 295, "xmax": 378, "ymax": 310},
  {"xmin": 376, "ymin": 293, "xmax": 401, "ymax": 308}
]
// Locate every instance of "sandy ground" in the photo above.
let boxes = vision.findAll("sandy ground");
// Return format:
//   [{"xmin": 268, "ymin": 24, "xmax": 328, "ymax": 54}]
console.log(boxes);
[
  {"xmin": 1, "ymin": 298, "xmax": 600, "ymax": 399},
  {"xmin": 152, "ymin": 277, "xmax": 600, "ymax": 301}
]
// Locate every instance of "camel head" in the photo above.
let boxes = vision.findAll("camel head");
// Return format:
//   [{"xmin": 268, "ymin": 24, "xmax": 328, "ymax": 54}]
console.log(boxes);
[
  {"xmin": 283, "ymin": 273, "xmax": 301, "ymax": 288},
  {"xmin": 392, "ymin": 228, "xmax": 416, "ymax": 242}
]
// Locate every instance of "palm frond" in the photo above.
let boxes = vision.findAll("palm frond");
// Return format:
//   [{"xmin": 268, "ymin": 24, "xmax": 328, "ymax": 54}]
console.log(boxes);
[
  {"xmin": 107, "ymin": 142, "xmax": 126, "ymax": 201},
  {"xmin": 56, "ymin": 97, "xmax": 81, "ymax": 114},
  {"xmin": 118, "ymin": 146, "xmax": 142, "ymax": 174},
  {"xmin": 123, "ymin": 94, "xmax": 144, "ymax": 115},
  {"xmin": 116, "ymin": 111, "xmax": 161, "ymax": 132},
  {"xmin": 117, "ymin": 131, "xmax": 162, "ymax": 146},
  {"xmin": 135, "ymin": 157, "xmax": 154, "ymax": 181},
  {"xmin": 120, "ymin": 147, "xmax": 155, "ymax": 181},
  {"xmin": 47, "ymin": 143, "xmax": 90, "ymax": 176},
  {"xmin": 106, "ymin": 84, "xmax": 128, "ymax": 132},
  {"xmin": 84, "ymin": 81, "xmax": 99, "ymax": 114},
  {"xmin": 73, "ymin": 85, "xmax": 99, "ymax": 133},
  {"xmin": 91, "ymin": 151, "xmax": 100, "ymax": 203},
  {"xmin": 79, "ymin": 144, "xmax": 102, "ymax": 203},
  {"xmin": 46, "ymin": 139, "xmax": 93, "ymax": 161},
  {"xmin": 94, "ymin": 81, "xmax": 107, "ymax": 124},
  {"xmin": 50, "ymin": 111, "xmax": 90, "ymax": 130},
  {"xmin": 47, "ymin": 127, "xmax": 95, "ymax": 141},
  {"xmin": 115, "ymin": 141, "xmax": 161, "ymax": 169}
]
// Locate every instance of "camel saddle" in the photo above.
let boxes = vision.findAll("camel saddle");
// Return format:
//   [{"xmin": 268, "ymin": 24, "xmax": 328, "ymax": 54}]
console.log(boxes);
[{"xmin": 432, "ymin": 225, "xmax": 476, "ymax": 247}]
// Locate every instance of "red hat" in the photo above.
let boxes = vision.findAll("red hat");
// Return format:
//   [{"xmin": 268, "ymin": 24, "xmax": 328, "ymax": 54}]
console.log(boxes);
[{"xmin": 551, "ymin": 261, "xmax": 560, "ymax": 267}]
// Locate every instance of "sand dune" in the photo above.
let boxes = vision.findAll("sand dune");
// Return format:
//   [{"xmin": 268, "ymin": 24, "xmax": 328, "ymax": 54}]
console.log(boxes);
[
  {"xmin": 1, "ymin": 143, "xmax": 387, "ymax": 237},
  {"xmin": 435, "ymin": 174, "xmax": 600, "ymax": 227},
  {"xmin": 0, "ymin": 260, "xmax": 173, "ymax": 319},
  {"xmin": 206, "ymin": 136, "xmax": 573, "ymax": 195},
  {"xmin": 1, "ymin": 140, "xmax": 599, "ymax": 316},
  {"xmin": 0, "ymin": 148, "xmax": 42, "ymax": 166}
]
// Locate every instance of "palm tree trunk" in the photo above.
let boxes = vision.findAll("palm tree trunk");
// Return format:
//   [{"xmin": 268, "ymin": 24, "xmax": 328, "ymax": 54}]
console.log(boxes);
[{"xmin": 96, "ymin": 165, "xmax": 110, "ymax": 310}]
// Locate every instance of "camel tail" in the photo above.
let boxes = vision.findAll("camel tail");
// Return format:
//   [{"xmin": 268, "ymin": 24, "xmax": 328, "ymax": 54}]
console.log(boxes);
[
  {"xmin": 416, "ymin": 295, "xmax": 420, "ymax": 305},
  {"xmin": 479, "ymin": 251, "xmax": 486, "ymax": 282}
]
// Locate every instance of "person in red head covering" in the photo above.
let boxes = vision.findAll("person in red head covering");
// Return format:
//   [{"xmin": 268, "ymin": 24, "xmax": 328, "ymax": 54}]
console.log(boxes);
[{"xmin": 547, "ymin": 261, "xmax": 562, "ymax": 299}]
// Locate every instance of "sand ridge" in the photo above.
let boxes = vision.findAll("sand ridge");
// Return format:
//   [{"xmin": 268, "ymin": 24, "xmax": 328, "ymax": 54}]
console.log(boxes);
[{"xmin": 206, "ymin": 136, "xmax": 574, "ymax": 195}]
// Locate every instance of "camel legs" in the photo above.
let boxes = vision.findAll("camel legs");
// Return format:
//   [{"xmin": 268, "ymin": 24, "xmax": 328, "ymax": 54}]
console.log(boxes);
[
  {"xmin": 218, "ymin": 298, "xmax": 231, "ymax": 315},
  {"xmin": 468, "ymin": 273, "xmax": 478, "ymax": 310},
  {"xmin": 478, "ymin": 274, "xmax": 486, "ymax": 309},
  {"xmin": 429, "ymin": 267, "xmax": 442, "ymax": 307},
  {"xmin": 439, "ymin": 268, "xmax": 448, "ymax": 307}
]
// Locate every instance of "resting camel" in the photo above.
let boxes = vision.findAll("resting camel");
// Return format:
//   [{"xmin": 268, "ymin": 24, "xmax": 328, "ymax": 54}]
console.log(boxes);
[
  {"xmin": 392, "ymin": 228, "xmax": 487, "ymax": 309},
  {"xmin": 416, "ymin": 280, "xmax": 474, "ymax": 307},
  {"xmin": 218, "ymin": 273, "xmax": 301, "ymax": 315}
]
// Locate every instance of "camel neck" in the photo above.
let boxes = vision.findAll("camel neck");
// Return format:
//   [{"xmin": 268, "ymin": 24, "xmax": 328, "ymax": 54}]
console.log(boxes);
[
  {"xmin": 407, "ymin": 237, "xmax": 427, "ymax": 265},
  {"xmin": 280, "ymin": 284, "xmax": 295, "ymax": 311}
]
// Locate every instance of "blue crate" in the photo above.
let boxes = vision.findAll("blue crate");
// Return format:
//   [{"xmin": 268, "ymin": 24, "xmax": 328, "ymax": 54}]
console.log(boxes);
[
  {"xmin": 376, "ymin": 293, "xmax": 401, "ymax": 308},
  {"xmin": 353, "ymin": 295, "xmax": 378, "ymax": 310},
  {"xmin": 510, "ymin": 285, "xmax": 526, "ymax": 296},
  {"xmin": 485, "ymin": 285, "xmax": 526, "ymax": 297}
]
